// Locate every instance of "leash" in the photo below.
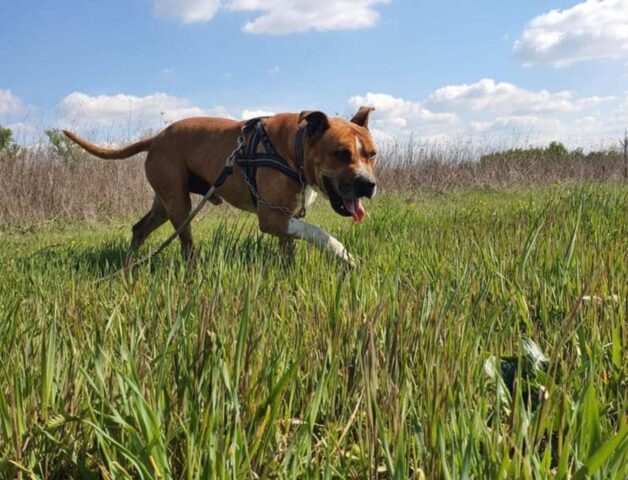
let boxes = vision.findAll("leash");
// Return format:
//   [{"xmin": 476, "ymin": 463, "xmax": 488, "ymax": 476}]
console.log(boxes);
[{"xmin": 94, "ymin": 118, "xmax": 307, "ymax": 283}]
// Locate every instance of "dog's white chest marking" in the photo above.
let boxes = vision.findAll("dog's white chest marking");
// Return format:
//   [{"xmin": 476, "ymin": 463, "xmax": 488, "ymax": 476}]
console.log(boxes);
[
  {"xmin": 301, "ymin": 186, "xmax": 318, "ymax": 209},
  {"xmin": 287, "ymin": 218, "xmax": 354, "ymax": 266}
]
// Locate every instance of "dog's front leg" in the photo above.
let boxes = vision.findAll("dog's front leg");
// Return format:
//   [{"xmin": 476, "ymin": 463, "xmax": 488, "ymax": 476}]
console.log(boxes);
[
  {"xmin": 278, "ymin": 236, "xmax": 295, "ymax": 257},
  {"xmin": 286, "ymin": 218, "xmax": 355, "ymax": 267},
  {"xmin": 277, "ymin": 236, "xmax": 296, "ymax": 268},
  {"xmin": 259, "ymin": 214, "xmax": 355, "ymax": 266}
]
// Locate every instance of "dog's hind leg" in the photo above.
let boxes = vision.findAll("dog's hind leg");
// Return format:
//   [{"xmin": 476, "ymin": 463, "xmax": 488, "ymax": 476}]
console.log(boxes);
[
  {"xmin": 161, "ymin": 189, "xmax": 195, "ymax": 259},
  {"xmin": 145, "ymin": 150, "xmax": 196, "ymax": 258},
  {"xmin": 129, "ymin": 196, "xmax": 168, "ymax": 252}
]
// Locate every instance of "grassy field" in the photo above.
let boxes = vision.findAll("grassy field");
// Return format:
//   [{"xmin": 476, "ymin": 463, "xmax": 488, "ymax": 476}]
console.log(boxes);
[{"xmin": 1, "ymin": 184, "xmax": 627, "ymax": 479}]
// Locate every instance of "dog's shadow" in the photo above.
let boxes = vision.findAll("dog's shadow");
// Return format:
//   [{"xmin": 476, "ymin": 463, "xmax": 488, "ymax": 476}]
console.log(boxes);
[
  {"xmin": 72, "ymin": 241, "xmax": 130, "ymax": 276},
  {"xmin": 22, "ymin": 232, "xmax": 285, "ymax": 280},
  {"xmin": 21, "ymin": 240, "xmax": 131, "ymax": 277}
]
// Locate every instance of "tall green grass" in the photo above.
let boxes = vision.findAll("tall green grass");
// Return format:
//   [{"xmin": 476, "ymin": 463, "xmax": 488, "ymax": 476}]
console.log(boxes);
[{"xmin": 1, "ymin": 185, "xmax": 626, "ymax": 479}]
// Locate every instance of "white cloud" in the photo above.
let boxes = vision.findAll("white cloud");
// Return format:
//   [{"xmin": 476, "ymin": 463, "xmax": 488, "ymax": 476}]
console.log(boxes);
[
  {"xmin": 241, "ymin": 109, "xmax": 275, "ymax": 119},
  {"xmin": 350, "ymin": 80, "xmax": 628, "ymax": 149},
  {"xmin": 6, "ymin": 122, "xmax": 41, "ymax": 144},
  {"xmin": 227, "ymin": 0, "xmax": 389, "ymax": 34},
  {"xmin": 0, "ymin": 89, "xmax": 27, "ymax": 116},
  {"xmin": 615, "ymin": 91, "xmax": 628, "ymax": 117},
  {"xmin": 153, "ymin": 0, "xmax": 221, "ymax": 23},
  {"xmin": 56, "ymin": 92, "xmax": 231, "ymax": 129},
  {"xmin": 468, "ymin": 115, "xmax": 564, "ymax": 143},
  {"xmin": 349, "ymin": 92, "xmax": 457, "ymax": 139},
  {"xmin": 5, "ymin": 84, "xmax": 625, "ymax": 150},
  {"xmin": 605, "ymin": 92, "xmax": 628, "ymax": 131},
  {"xmin": 514, "ymin": 0, "xmax": 628, "ymax": 67},
  {"xmin": 4, "ymin": 89, "xmax": 289, "ymax": 143},
  {"xmin": 427, "ymin": 78, "xmax": 612, "ymax": 114},
  {"xmin": 55, "ymin": 91, "xmax": 290, "ymax": 133},
  {"xmin": 152, "ymin": 0, "xmax": 389, "ymax": 33}
]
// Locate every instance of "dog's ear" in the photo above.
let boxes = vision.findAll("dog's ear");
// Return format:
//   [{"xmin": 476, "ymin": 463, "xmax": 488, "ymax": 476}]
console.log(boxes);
[
  {"xmin": 350, "ymin": 106, "xmax": 375, "ymax": 128},
  {"xmin": 299, "ymin": 110, "xmax": 330, "ymax": 139}
]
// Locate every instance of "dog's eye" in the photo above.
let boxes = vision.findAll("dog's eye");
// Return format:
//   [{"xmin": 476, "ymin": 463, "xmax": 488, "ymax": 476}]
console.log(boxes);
[
  {"xmin": 368, "ymin": 151, "xmax": 377, "ymax": 160},
  {"xmin": 334, "ymin": 149, "xmax": 352, "ymax": 163}
]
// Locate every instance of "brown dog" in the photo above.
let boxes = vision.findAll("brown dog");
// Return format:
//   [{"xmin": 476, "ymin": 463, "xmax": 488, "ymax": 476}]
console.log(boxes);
[{"xmin": 63, "ymin": 107, "xmax": 378, "ymax": 266}]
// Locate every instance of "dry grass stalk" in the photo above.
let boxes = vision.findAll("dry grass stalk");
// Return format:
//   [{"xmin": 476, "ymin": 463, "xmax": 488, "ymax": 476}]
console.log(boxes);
[{"xmin": 0, "ymin": 137, "xmax": 625, "ymax": 224}]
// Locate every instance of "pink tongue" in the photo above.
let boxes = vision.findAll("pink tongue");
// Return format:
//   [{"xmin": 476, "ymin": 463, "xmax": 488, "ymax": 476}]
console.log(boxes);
[{"xmin": 342, "ymin": 198, "xmax": 365, "ymax": 222}]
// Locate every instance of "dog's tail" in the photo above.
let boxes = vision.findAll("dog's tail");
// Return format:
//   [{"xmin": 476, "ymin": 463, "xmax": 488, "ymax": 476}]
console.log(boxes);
[{"xmin": 62, "ymin": 130, "xmax": 154, "ymax": 160}]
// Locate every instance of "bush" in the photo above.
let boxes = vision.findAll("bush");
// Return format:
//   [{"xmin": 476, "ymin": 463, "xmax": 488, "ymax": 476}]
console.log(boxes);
[
  {"xmin": 0, "ymin": 126, "xmax": 19, "ymax": 157},
  {"xmin": 546, "ymin": 141, "xmax": 568, "ymax": 158},
  {"xmin": 45, "ymin": 128, "xmax": 80, "ymax": 167}
]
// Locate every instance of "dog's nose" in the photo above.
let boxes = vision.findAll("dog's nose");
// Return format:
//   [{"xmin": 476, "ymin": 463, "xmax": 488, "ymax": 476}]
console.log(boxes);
[{"xmin": 355, "ymin": 175, "xmax": 377, "ymax": 199}]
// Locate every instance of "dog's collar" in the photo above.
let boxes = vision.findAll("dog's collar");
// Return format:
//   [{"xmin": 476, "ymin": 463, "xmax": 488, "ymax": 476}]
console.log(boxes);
[{"xmin": 294, "ymin": 123, "xmax": 307, "ymax": 185}]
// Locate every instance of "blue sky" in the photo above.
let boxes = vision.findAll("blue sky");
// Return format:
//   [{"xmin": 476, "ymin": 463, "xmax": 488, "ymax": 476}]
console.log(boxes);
[{"xmin": 1, "ymin": 0, "xmax": 627, "ymax": 148}]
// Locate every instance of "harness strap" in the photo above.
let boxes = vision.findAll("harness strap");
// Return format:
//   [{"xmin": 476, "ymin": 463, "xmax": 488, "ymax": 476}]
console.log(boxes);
[
  {"xmin": 236, "ymin": 156, "xmax": 301, "ymax": 182},
  {"xmin": 294, "ymin": 126, "xmax": 307, "ymax": 184},
  {"xmin": 242, "ymin": 118, "xmax": 263, "ymax": 205},
  {"xmin": 236, "ymin": 118, "xmax": 306, "ymax": 212},
  {"xmin": 212, "ymin": 164, "xmax": 234, "ymax": 189},
  {"xmin": 255, "ymin": 120, "xmax": 278, "ymax": 156}
]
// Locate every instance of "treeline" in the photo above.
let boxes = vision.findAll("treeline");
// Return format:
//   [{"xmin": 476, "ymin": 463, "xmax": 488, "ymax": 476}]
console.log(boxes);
[
  {"xmin": 480, "ymin": 141, "xmax": 621, "ymax": 168},
  {"xmin": 372, "ymin": 139, "xmax": 627, "ymax": 191}
]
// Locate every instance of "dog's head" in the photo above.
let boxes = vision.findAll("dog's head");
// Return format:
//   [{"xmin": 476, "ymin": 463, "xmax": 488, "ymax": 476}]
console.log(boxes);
[{"xmin": 300, "ymin": 106, "xmax": 377, "ymax": 222}]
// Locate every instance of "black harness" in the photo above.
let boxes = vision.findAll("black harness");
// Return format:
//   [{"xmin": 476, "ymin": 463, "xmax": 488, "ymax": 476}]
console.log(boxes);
[
  {"xmin": 235, "ymin": 117, "xmax": 307, "ymax": 215},
  {"xmin": 187, "ymin": 117, "xmax": 308, "ymax": 217}
]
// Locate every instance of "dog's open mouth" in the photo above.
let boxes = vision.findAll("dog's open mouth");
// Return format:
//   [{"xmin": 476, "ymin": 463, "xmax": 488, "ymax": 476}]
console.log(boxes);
[{"xmin": 322, "ymin": 177, "xmax": 366, "ymax": 222}]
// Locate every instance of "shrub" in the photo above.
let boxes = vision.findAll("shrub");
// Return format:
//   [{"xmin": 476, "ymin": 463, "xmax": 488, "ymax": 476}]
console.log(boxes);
[
  {"xmin": 0, "ymin": 126, "xmax": 20, "ymax": 158},
  {"xmin": 45, "ymin": 128, "xmax": 81, "ymax": 168}
]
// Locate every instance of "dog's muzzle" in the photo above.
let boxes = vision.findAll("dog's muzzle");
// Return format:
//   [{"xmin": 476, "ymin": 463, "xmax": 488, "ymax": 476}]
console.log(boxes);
[
  {"xmin": 354, "ymin": 174, "xmax": 377, "ymax": 199},
  {"xmin": 322, "ymin": 171, "xmax": 377, "ymax": 223}
]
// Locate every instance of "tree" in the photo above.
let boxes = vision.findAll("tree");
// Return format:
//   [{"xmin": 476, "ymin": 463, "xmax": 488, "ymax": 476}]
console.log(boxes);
[
  {"xmin": 546, "ymin": 141, "xmax": 568, "ymax": 158},
  {"xmin": 0, "ymin": 126, "xmax": 19, "ymax": 157},
  {"xmin": 45, "ymin": 128, "xmax": 79, "ymax": 167},
  {"xmin": 0, "ymin": 126, "xmax": 14, "ymax": 151}
]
